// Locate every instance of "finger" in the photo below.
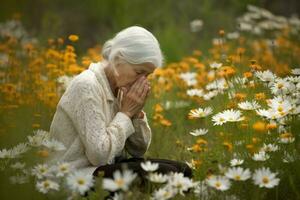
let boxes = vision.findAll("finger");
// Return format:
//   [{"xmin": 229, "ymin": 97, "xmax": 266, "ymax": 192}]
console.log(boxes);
[
  {"xmin": 136, "ymin": 78, "xmax": 148, "ymax": 95},
  {"xmin": 131, "ymin": 76, "xmax": 146, "ymax": 95},
  {"xmin": 120, "ymin": 87, "xmax": 128, "ymax": 96},
  {"xmin": 130, "ymin": 76, "xmax": 144, "ymax": 93},
  {"xmin": 146, "ymin": 87, "xmax": 151, "ymax": 98},
  {"xmin": 140, "ymin": 83, "xmax": 149, "ymax": 100}
]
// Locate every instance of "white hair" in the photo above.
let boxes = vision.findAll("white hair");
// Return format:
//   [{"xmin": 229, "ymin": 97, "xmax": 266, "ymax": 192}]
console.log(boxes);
[{"xmin": 101, "ymin": 26, "xmax": 164, "ymax": 74}]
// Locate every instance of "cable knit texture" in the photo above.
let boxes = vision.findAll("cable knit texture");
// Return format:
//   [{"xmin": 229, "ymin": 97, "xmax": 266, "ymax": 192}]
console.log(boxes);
[{"xmin": 47, "ymin": 62, "xmax": 152, "ymax": 175}]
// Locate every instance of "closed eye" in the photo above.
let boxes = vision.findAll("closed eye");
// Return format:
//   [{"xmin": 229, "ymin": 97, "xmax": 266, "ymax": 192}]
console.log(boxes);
[{"xmin": 136, "ymin": 71, "xmax": 143, "ymax": 75}]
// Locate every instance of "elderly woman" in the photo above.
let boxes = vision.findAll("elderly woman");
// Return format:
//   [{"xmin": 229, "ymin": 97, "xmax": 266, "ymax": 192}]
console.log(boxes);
[{"xmin": 48, "ymin": 26, "xmax": 192, "ymax": 185}]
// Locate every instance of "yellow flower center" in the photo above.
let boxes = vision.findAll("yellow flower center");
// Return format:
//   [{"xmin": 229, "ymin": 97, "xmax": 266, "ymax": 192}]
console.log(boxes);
[
  {"xmin": 60, "ymin": 166, "xmax": 67, "ymax": 171},
  {"xmin": 116, "ymin": 179, "xmax": 125, "ymax": 187},
  {"xmin": 77, "ymin": 179, "xmax": 85, "ymax": 185},
  {"xmin": 235, "ymin": 175, "xmax": 241, "ymax": 180},
  {"xmin": 163, "ymin": 191, "xmax": 170, "ymax": 198},
  {"xmin": 277, "ymin": 83, "xmax": 283, "ymax": 89},
  {"xmin": 215, "ymin": 182, "xmax": 221, "ymax": 188},
  {"xmin": 262, "ymin": 177, "xmax": 269, "ymax": 184},
  {"xmin": 43, "ymin": 181, "xmax": 50, "ymax": 188}
]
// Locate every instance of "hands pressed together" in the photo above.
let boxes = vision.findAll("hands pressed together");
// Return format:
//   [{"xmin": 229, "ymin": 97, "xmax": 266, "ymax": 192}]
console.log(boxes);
[{"xmin": 120, "ymin": 76, "xmax": 151, "ymax": 119}]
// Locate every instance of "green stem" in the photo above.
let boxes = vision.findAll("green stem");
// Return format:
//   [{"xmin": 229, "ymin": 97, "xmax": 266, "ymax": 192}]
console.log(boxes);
[{"xmin": 289, "ymin": 174, "xmax": 300, "ymax": 199}]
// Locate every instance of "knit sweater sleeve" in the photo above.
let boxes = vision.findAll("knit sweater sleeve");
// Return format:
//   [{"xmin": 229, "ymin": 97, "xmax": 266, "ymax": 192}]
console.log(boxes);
[
  {"xmin": 125, "ymin": 111, "xmax": 152, "ymax": 157},
  {"xmin": 69, "ymin": 80, "xmax": 135, "ymax": 166}
]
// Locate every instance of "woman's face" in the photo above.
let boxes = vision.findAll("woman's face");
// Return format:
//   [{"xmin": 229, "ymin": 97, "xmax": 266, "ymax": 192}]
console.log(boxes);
[{"xmin": 115, "ymin": 61, "xmax": 156, "ymax": 89}]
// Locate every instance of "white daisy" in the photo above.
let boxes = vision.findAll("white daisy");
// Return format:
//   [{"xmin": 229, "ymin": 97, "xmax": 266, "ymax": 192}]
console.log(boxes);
[
  {"xmin": 190, "ymin": 19, "xmax": 203, "ymax": 32},
  {"xmin": 210, "ymin": 62, "xmax": 223, "ymax": 69},
  {"xmin": 227, "ymin": 32, "xmax": 240, "ymax": 39},
  {"xmin": 268, "ymin": 97, "xmax": 293, "ymax": 117},
  {"xmin": 238, "ymin": 22, "xmax": 252, "ymax": 31},
  {"xmin": 252, "ymin": 151, "xmax": 270, "ymax": 161},
  {"xmin": 286, "ymin": 76, "xmax": 300, "ymax": 85},
  {"xmin": 222, "ymin": 109, "xmax": 245, "ymax": 122},
  {"xmin": 42, "ymin": 138, "xmax": 66, "ymax": 151},
  {"xmin": 189, "ymin": 107, "xmax": 213, "ymax": 118},
  {"xmin": 230, "ymin": 159, "xmax": 244, "ymax": 167},
  {"xmin": 282, "ymin": 151, "xmax": 297, "ymax": 163},
  {"xmin": 212, "ymin": 113, "xmax": 227, "ymax": 125},
  {"xmin": 10, "ymin": 162, "xmax": 26, "ymax": 169},
  {"xmin": 27, "ymin": 129, "xmax": 50, "ymax": 147},
  {"xmin": 163, "ymin": 100, "xmax": 190, "ymax": 110},
  {"xmin": 256, "ymin": 109, "xmax": 279, "ymax": 119},
  {"xmin": 254, "ymin": 70, "xmax": 277, "ymax": 82},
  {"xmin": 189, "ymin": 128, "xmax": 208, "ymax": 136},
  {"xmin": 179, "ymin": 72, "xmax": 197, "ymax": 86},
  {"xmin": 203, "ymin": 90, "xmax": 219, "ymax": 100},
  {"xmin": 206, "ymin": 78, "xmax": 228, "ymax": 91},
  {"xmin": 225, "ymin": 167, "xmax": 251, "ymax": 181},
  {"xmin": 36, "ymin": 179, "xmax": 59, "ymax": 194},
  {"xmin": 31, "ymin": 164, "xmax": 53, "ymax": 179},
  {"xmin": 261, "ymin": 143, "xmax": 279, "ymax": 152},
  {"xmin": 152, "ymin": 187, "xmax": 176, "ymax": 200},
  {"xmin": 187, "ymin": 89, "xmax": 204, "ymax": 97},
  {"xmin": 110, "ymin": 192, "xmax": 124, "ymax": 200},
  {"xmin": 102, "ymin": 169, "xmax": 137, "ymax": 192},
  {"xmin": 66, "ymin": 171, "xmax": 95, "ymax": 195},
  {"xmin": 0, "ymin": 148, "xmax": 12, "ymax": 159},
  {"xmin": 212, "ymin": 109, "xmax": 244, "ymax": 125},
  {"xmin": 279, "ymin": 136, "xmax": 295, "ymax": 144},
  {"xmin": 291, "ymin": 68, "xmax": 300, "ymax": 75},
  {"xmin": 206, "ymin": 175, "xmax": 231, "ymax": 191},
  {"xmin": 141, "ymin": 161, "xmax": 159, "ymax": 172},
  {"xmin": 238, "ymin": 100, "xmax": 261, "ymax": 110},
  {"xmin": 55, "ymin": 162, "xmax": 71, "ymax": 177},
  {"xmin": 271, "ymin": 78, "xmax": 293, "ymax": 95},
  {"xmin": 148, "ymin": 172, "xmax": 168, "ymax": 183},
  {"xmin": 9, "ymin": 175, "xmax": 29, "ymax": 184},
  {"xmin": 231, "ymin": 76, "xmax": 248, "ymax": 87},
  {"xmin": 10, "ymin": 143, "xmax": 30, "ymax": 158},
  {"xmin": 252, "ymin": 167, "xmax": 280, "ymax": 188},
  {"xmin": 167, "ymin": 172, "xmax": 195, "ymax": 195}
]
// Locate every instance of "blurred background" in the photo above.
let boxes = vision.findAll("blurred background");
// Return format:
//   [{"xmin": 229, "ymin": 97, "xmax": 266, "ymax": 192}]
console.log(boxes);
[{"xmin": 1, "ymin": 0, "xmax": 299, "ymax": 61}]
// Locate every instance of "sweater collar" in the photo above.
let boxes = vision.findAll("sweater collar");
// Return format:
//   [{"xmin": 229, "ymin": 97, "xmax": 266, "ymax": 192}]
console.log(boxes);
[{"xmin": 88, "ymin": 61, "xmax": 116, "ymax": 102}]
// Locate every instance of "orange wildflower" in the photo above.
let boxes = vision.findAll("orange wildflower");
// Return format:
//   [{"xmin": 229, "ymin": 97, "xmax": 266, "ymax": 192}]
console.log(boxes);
[
  {"xmin": 196, "ymin": 138, "xmax": 208, "ymax": 145},
  {"xmin": 252, "ymin": 121, "xmax": 266, "ymax": 132},
  {"xmin": 68, "ymin": 34, "xmax": 79, "ymax": 42},
  {"xmin": 161, "ymin": 119, "xmax": 172, "ymax": 127},
  {"xmin": 234, "ymin": 93, "xmax": 247, "ymax": 101},
  {"xmin": 252, "ymin": 137, "xmax": 261, "ymax": 144},
  {"xmin": 243, "ymin": 72, "xmax": 253, "ymax": 78},
  {"xmin": 223, "ymin": 141, "xmax": 233, "ymax": 151},
  {"xmin": 32, "ymin": 124, "xmax": 41, "ymax": 129},
  {"xmin": 191, "ymin": 144, "xmax": 202, "ymax": 153},
  {"xmin": 217, "ymin": 66, "xmax": 236, "ymax": 77},
  {"xmin": 255, "ymin": 93, "xmax": 266, "ymax": 101},
  {"xmin": 37, "ymin": 150, "xmax": 49, "ymax": 158},
  {"xmin": 154, "ymin": 104, "xmax": 163, "ymax": 112},
  {"xmin": 266, "ymin": 123, "xmax": 277, "ymax": 130},
  {"xmin": 219, "ymin": 29, "xmax": 225, "ymax": 36}
]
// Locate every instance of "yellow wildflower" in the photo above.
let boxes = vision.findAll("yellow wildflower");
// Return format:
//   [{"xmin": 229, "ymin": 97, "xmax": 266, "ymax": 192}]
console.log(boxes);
[{"xmin": 68, "ymin": 34, "xmax": 79, "ymax": 42}]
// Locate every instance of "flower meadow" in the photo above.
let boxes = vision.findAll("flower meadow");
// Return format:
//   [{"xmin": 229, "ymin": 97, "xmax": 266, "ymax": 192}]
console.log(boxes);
[{"xmin": 1, "ymin": 5, "xmax": 300, "ymax": 200}]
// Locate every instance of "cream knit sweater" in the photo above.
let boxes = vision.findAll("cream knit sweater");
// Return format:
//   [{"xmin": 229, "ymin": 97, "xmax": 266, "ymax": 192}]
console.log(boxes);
[{"xmin": 47, "ymin": 61, "xmax": 152, "ymax": 175}]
